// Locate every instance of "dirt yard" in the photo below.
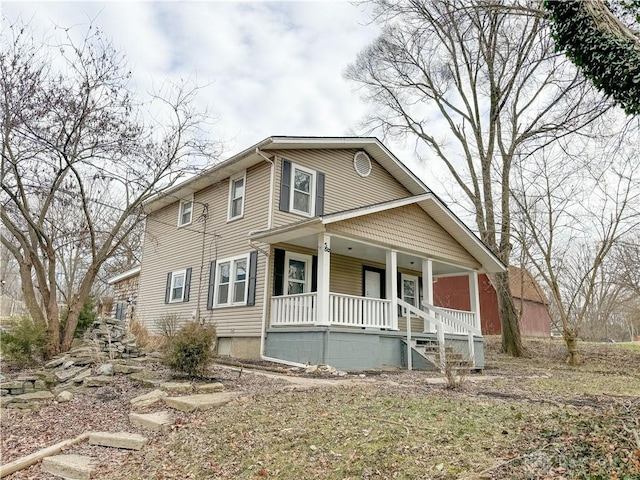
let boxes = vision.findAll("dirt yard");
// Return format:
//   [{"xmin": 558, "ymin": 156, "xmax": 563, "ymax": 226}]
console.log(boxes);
[{"xmin": 2, "ymin": 337, "xmax": 639, "ymax": 479}]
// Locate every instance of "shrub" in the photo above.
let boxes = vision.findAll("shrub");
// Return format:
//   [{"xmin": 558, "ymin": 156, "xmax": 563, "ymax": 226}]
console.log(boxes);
[
  {"xmin": 128, "ymin": 317, "xmax": 166, "ymax": 353},
  {"xmin": 0, "ymin": 316, "xmax": 47, "ymax": 367},
  {"xmin": 155, "ymin": 313, "xmax": 181, "ymax": 338},
  {"xmin": 60, "ymin": 296, "xmax": 98, "ymax": 338},
  {"xmin": 164, "ymin": 322, "xmax": 217, "ymax": 377}
]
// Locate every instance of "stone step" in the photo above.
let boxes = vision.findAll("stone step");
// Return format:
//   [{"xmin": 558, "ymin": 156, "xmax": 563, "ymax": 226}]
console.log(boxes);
[
  {"xmin": 130, "ymin": 389, "xmax": 168, "ymax": 409},
  {"xmin": 164, "ymin": 392, "xmax": 240, "ymax": 413},
  {"xmin": 88, "ymin": 431, "xmax": 148, "ymax": 450},
  {"xmin": 41, "ymin": 454, "xmax": 96, "ymax": 480},
  {"xmin": 129, "ymin": 411, "xmax": 172, "ymax": 431}
]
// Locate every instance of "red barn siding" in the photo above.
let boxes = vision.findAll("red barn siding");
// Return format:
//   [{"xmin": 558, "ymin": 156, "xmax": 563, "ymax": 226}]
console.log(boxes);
[{"xmin": 433, "ymin": 274, "xmax": 551, "ymax": 337}]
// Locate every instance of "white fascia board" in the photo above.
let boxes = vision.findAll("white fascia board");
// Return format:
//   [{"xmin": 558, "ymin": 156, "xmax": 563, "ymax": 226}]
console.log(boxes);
[{"xmin": 107, "ymin": 266, "xmax": 141, "ymax": 285}]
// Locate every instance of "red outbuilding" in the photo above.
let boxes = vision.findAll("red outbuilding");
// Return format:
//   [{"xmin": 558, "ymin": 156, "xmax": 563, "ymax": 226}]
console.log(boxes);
[{"xmin": 432, "ymin": 266, "xmax": 552, "ymax": 337}]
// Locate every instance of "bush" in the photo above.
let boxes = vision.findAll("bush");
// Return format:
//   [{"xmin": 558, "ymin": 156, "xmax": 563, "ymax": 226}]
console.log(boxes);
[
  {"xmin": 60, "ymin": 297, "xmax": 98, "ymax": 338},
  {"xmin": 164, "ymin": 322, "xmax": 217, "ymax": 377},
  {"xmin": 155, "ymin": 313, "xmax": 181, "ymax": 338},
  {"xmin": 128, "ymin": 317, "xmax": 166, "ymax": 353},
  {"xmin": 0, "ymin": 316, "xmax": 47, "ymax": 367}
]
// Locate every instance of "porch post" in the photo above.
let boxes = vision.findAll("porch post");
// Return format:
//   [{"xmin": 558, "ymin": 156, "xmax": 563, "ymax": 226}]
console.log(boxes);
[
  {"xmin": 317, "ymin": 233, "xmax": 331, "ymax": 326},
  {"xmin": 422, "ymin": 259, "xmax": 434, "ymax": 333},
  {"xmin": 386, "ymin": 250, "xmax": 398, "ymax": 330},
  {"xmin": 469, "ymin": 271, "xmax": 481, "ymax": 331}
]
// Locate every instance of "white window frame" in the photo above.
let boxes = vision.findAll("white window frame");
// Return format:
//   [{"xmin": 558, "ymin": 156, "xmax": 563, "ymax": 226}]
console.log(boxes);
[
  {"xmin": 169, "ymin": 269, "xmax": 187, "ymax": 303},
  {"xmin": 178, "ymin": 196, "xmax": 194, "ymax": 227},
  {"xmin": 401, "ymin": 273, "xmax": 419, "ymax": 312},
  {"xmin": 227, "ymin": 171, "xmax": 246, "ymax": 222},
  {"xmin": 284, "ymin": 252, "xmax": 312, "ymax": 295},
  {"xmin": 213, "ymin": 254, "xmax": 250, "ymax": 308},
  {"xmin": 289, "ymin": 163, "xmax": 316, "ymax": 217}
]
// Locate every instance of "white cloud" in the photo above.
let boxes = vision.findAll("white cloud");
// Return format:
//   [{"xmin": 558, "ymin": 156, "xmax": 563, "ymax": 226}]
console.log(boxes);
[{"xmin": 1, "ymin": 1, "xmax": 436, "ymax": 188}]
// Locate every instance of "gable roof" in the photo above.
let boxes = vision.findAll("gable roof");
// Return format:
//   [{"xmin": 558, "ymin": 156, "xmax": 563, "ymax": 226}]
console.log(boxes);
[
  {"xmin": 143, "ymin": 136, "xmax": 430, "ymax": 214},
  {"xmin": 250, "ymin": 194, "xmax": 506, "ymax": 273},
  {"xmin": 508, "ymin": 266, "xmax": 550, "ymax": 305}
]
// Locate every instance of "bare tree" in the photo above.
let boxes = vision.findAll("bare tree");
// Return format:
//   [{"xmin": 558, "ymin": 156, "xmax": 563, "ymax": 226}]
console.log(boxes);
[
  {"xmin": 0, "ymin": 22, "xmax": 221, "ymax": 356},
  {"xmin": 346, "ymin": 0, "xmax": 610, "ymax": 356},
  {"xmin": 511, "ymin": 132, "xmax": 640, "ymax": 364}
]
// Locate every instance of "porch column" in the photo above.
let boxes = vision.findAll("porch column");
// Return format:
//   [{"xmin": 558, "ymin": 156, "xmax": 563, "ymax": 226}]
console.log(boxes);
[
  {"xmin": 317, "ymin": 233, "xmax": 331, "ymax": 326},
  {"xmin": 422, "ymin": 258, "xmax": 434, "ymax": 332},
  {"xmin": 469, "ymin": 271, "xmax": 481, "ymax": 331},
  {"xmin": 386, "ymin": 250, "xmax": 398, "ymax": 330}
]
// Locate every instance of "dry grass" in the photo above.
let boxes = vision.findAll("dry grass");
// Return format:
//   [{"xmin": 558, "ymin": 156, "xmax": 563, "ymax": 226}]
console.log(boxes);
[
  {"xmin": 128, "ymin": 317, "xmax": 166, "ymax": 353},
  {"xmin": 94, "ymin": 338, "xmax": 640, "ymax": 479}
]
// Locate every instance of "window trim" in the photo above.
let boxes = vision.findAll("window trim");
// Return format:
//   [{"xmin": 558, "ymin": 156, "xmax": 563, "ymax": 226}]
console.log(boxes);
[
  {"xmin": 213, "ymin": 254, "xmax": 250, "ymax": 308},
  {"xmin": 289, "ymin": 163, "xmax": 316, "ymax": 217},
  {"xmin": 178, "ymin": 195, "xmax": 194, "ymax": 228},
  {"xmin": 401, "ymin": 273, "xmax": 419, "ymax": 311},
  {"xmin": 227, "ymin": 171, "xmax": 246, "ymax": 222},
  {"xmin": 283, "ymin": 251, "xmax": 312, "ymax": 295},
  {"xmin": 169, "ymin": 269, "xmax": 187, "ymax": 303}
]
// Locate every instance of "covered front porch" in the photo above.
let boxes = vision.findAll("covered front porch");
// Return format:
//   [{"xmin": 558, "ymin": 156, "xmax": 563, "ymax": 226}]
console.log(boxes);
[{"xmin": 255, "ymin": 228, "xmax": 484, "ymax": 370}]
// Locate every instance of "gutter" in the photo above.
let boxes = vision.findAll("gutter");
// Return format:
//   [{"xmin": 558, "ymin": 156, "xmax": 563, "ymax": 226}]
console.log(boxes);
[{"xmin": 254, "ymin": 148, "xmax": 307, "ymax": 368}]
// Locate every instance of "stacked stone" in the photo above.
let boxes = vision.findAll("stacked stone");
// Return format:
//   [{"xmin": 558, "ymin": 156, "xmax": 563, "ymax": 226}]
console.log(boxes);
[{"xmin": 84, "ymin": 317, "xmax": 140, "ymax": 359}]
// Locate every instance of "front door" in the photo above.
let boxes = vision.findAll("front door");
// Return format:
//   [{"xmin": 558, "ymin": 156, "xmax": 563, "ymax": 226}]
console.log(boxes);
[{"xmin": 364, "ymin": 270, "xmax": 382, "ymax": 298}]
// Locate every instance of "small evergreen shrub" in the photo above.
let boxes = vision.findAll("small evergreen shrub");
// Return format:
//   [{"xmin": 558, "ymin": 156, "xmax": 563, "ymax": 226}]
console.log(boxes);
[
  {"xmin": 60, "ymin": 297, "xmax": 98, "ymax": 338},
  {"xmin": 164, "ymin": 322, "xmax": 217, "ymax": 377},
  {"xmin": 0, "ymin": 316, "xmax": 47, "ymax": 366}
]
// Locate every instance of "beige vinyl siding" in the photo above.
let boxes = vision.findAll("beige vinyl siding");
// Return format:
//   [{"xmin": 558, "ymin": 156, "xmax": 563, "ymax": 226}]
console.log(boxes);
[
  {"xmin": 137, "ymin": 162, "xmax": 272, "ymax": 336},
  {"xmin": 271, "ymin": 149, "xmax": 413, "ymax": 228},
  {"xmin": 327, "ymin": 204, "xmax": 480, "ymax": 268}
]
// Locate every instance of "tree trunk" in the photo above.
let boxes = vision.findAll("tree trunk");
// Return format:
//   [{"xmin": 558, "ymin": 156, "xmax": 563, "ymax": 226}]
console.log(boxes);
[
  {"xmin": 564, "ymin": 331, "xmax": 581, "ymax": 366},
  {"xmin": 493, "ymin": 270, "xmax": 525, "ymax": 357},
  {"xmin": 60, "ymin": 299, "xmax": 82, "ymax": 352}
]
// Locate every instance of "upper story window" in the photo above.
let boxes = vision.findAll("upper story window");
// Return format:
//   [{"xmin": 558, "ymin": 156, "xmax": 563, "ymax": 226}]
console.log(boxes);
[
  {"xmin": 228, "ymin": 172, "xmax": 246, "ymax": 221},
  {"xmin": 279, "ymin": 159, "xmax": 325, "ymax": 218},
  {"xmin": 178, "ymin": 197, "xmax": 193, "ymax": 227},
  {"xmin": 290, "ymin": 165, "xmax": 315, "ymax": 216}
]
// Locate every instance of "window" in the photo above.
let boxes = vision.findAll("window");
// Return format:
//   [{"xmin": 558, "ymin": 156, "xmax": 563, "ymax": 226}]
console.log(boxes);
[
  {"xmin": 228, "ymin": 172, "xmax": 245, "ymax": 221},
  {"xmin": 284, "ymin": 252, "xmax": 311, "ymax": 295},
  {"xmin": 279, "ymin": 160, "xmax": 325, "ymax": 217},
  {"xmin": 290, "ymin": 165, "xmax": 315, "ymax": 216},
  {"xmin": 170, "ymin": 270, "xmax": 186, "ymax": 302},
  {"xmin": 178, "ymin": 197, "xmax": 193, "ymax": 227},
  {"xmin": 401, "ymin": 274, "xmax": 418, "ymax": 313},
  {"xmin": 214, "ymin": 255, "xmax": 249, "ymax": 307}
]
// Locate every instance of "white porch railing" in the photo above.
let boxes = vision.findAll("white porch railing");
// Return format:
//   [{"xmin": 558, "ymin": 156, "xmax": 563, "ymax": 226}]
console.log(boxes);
[
  {"xmin": 270, "ymin": 293, "xmax": 317, "ymax": 326},
  {"xmin": 435, "ymin": 307, "xmax": 477, "ymax": 334},
  {"xmin": 329, "ymin": 293, "xmax": 392, "ymax": 329},
  {"xmin": 399, "ymin": 298, "xmax": 481, "ymax": 372}
]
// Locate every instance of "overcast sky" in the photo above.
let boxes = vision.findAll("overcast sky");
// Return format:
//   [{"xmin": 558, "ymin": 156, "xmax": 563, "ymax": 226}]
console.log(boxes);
[{"xmin": 2, "ymin": 3, "xmax": 422, "ymax": 158}]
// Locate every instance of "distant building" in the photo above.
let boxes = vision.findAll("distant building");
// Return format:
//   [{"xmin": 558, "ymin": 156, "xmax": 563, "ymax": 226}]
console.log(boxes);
[{"xmin": 433, "ymin": 266, "xmax": 552, "ymax": 337}]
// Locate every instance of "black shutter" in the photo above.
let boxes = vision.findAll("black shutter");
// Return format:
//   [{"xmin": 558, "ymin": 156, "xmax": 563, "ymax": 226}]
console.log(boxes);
[
  {"xmin": 418, "ymin": 276, "xmax": 424, "ymax": 309},
  {"xmin": 183, "ymin": 267, "xmax": 192, "ymax": 302},
  {"xmin": 274, "ymin": 248, "xmax": 285, "ymax": 296},
  {"xmin": 311, "ymin": 255, "xmax": 318, "ymax": 292},
  {"xmin": 247, "ymin": 251, "xmax": 259, "ymax": 306},
  {"xmin": 279, "ymin": 160, "xmax": 291, "ymax": 212},
  {"xmin": 206, "ymin": 261, "xmax": 216, "ymax": 310},
  {"xmin": 164, "ymin": 272, "xmax": 172, "ymax": 304},
  {"xmin": 315, "ymin": 172, "xmax": 325, "ymax": 216}
]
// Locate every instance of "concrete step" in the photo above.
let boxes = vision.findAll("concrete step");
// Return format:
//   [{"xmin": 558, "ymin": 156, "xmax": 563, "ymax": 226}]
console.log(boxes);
[
  {"xmin": 129, "ymin": 411, "xmax": 172, "ymax": 432},
  {"xmin": 41, "ymin": 454, "xmax": 96, "ymax": 480},
  {"xmin": 164, "ymin": 392, "xmax": 240, "ymax": 413},
  {"xmin": 88, "ymin": 431, "xmax": 148, "ymax": 450}
]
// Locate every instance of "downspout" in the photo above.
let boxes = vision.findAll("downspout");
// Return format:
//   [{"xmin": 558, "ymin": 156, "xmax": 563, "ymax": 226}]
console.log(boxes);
[{"xmin": 254, "ymin": 148, "xmax": 306, "ymax": 368}]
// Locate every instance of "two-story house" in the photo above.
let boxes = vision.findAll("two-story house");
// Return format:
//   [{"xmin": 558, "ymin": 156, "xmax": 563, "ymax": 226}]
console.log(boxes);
[{"xmin": 136, "ymin": 136, "xmax": 505, "ymax": 371}]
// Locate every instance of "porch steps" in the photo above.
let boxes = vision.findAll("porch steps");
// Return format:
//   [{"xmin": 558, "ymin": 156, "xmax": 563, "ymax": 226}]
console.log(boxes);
[{"xmin": 407, "ymin": 340, "xmax": 473, "ymax": 372}]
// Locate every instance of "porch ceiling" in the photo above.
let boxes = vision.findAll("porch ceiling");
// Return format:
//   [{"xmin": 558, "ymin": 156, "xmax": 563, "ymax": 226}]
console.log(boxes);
[{"xmin": 280, "ymin": 234, "xmax": 469, "ymax": 276}]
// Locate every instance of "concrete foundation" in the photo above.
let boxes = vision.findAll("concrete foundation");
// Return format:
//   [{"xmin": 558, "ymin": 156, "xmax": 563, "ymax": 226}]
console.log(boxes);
[
  {"xmin": 265, "ymin": 327, "xmax": 484, "ymax": 371},
  {"xmin": 216, "ymin": 337, "xmax": 261, "ymax": 359}
]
